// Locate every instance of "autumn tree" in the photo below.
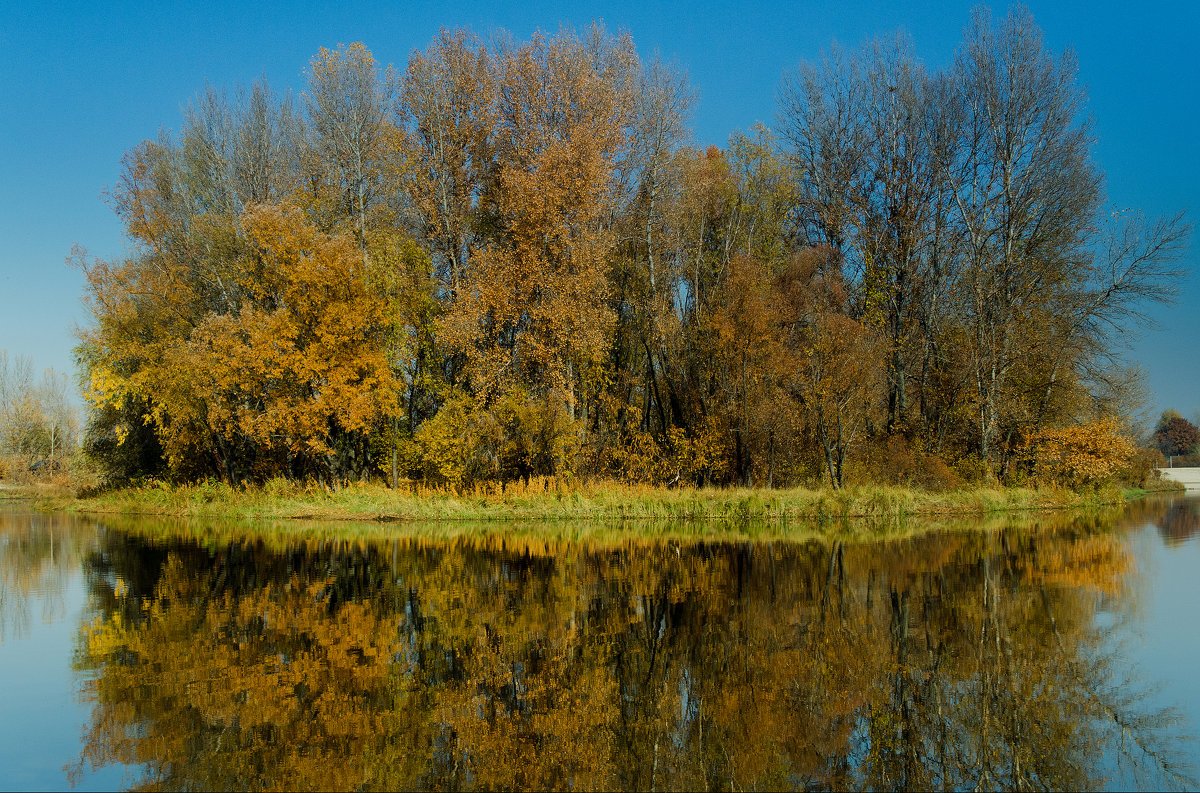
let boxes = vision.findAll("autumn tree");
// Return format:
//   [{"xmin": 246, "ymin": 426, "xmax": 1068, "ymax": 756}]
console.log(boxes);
[
  {"xmin": 304, "ymin": 43, "xmax": 400, "ymax": 251},
  {"xmin": 76, "ymin": 18, "xmax": 1187, "ymax": 490},
  {"xmin": 602, "ymin": 55, "xmax": 695, "ymax": 461},
  {"xmin": 76, "ymin": 77, "xmax": 309, "ymax": 480},
  {"xmin": 778, "ymin": 7, "xmax": 1184, "ymax": 480},
  {"xmin": 400, "ymin": 29, "xmax": 496, "ymax": 301},
  {"xmin": 948, "ymin": 7, "xmax": 1105, "ymax": 469},
  {"xmin": 776, "ymin": 247, "xmax": 884, "ymax": 487},
  {"xmin": 1153, "ymin": 412, "xmax": 1200, "ymax": 457},
  {"xmin": 188, "ymin": 204, "xmax": 397, "ymax": 482},
  {"xmin": 439, "ymin": 26, "xmax": 638, "ymax": 465}
]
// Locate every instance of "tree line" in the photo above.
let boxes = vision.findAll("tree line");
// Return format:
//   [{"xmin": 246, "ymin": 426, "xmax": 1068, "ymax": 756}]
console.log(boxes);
[{"xmin": 75, "ymin": 7, "xmax": 1189, "ymax": 489}]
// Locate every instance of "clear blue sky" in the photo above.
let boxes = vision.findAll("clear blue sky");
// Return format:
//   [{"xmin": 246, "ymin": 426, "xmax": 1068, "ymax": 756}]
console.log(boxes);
[{"xmin": 1, "ymin": 0, "xmax": 1196, "ymax": 422}]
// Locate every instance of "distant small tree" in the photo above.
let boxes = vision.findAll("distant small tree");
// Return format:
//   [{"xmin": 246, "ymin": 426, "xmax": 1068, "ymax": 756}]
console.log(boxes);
[
  {"xmin": 36, "ymin": 368, "xmax": 77, "ymax": 462},
  {"xmin": 0, "ymin": 352, "xmax": 77, "ymax": 465},
  {"xmin": 1153, "ymin": 413, "xmax": 1200, "ymax": 457}
]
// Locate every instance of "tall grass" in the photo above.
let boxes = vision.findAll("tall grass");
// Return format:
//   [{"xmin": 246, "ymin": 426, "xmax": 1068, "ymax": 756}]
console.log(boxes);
[
  {"xmin": 71, "ymin": 489, "xmax": 1134, "ymax": 553},
  {"xmin": 54, "ymin": 476, "xmax": 1125, "ymax": 527}
]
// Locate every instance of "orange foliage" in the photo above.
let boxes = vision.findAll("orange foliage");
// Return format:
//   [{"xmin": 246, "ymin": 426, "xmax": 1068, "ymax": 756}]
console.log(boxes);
[
  {"xmin": 190, "ymin": 204, "xmax": 395, "ymax": 470},
  {"xmin": 441, "ymin": 29, "xmax": 636, "ymax": 411},
  {"xmin": 77, "ymin": 26, "xmax": 1167, "ymax": 490},
  {"xmin": 1023, "ymin": 418, "xmax": 1136, "ymax": 488},
  {"xmin": 68, "ymin": 521, "xmax": 1155, "ymax": 791}
]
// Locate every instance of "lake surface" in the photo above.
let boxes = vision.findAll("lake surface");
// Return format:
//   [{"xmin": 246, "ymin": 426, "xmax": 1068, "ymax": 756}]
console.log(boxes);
[{"xmin": 1, "ymin": 497, "xmax": 1198, "ymax": 791}]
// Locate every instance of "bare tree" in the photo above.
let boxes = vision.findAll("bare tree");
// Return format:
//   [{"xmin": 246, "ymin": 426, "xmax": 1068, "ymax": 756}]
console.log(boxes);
[
  {"xmin": 36, "ymin": 368, "xmax": 77, "ymax": 462},
  {"xmin": 0, "ymin": 351, "xmax": 35, "ymax": 457},
  {"xmin": 400, "ymin": 30, "xmax": 496, "ymax": 299},
  {"xmin": 0, "ymin": 354, "xmax": 76, "ymax": 466},
  {"xmin": 778, "ymin": 44, "xmax": 869, "ymax": 252},
  {"xmin": 305, "ymin": 43, "xmax": 397, "ymax": 254},
  {"xmin": 1032, "ymin": 209, "xmax": 1190, "ymax": 431},
  {"xmin": 621, "ymin": 56, "xmax": 695, "ymax": 436},
  {"xmin": 949, "ymin": 6, "xmax": 1102, "ymax": 465},
  {"xmin": 780, "ymin": 36, "xmax": 965, "ymax": 434},
  {"xmin": 628, "ymin": 56, "xmax": 694, "ymax": 294}
]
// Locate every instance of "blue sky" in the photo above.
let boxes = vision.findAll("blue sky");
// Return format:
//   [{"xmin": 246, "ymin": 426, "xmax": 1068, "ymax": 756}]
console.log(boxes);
[{"xmin": 1, "ymin": 0, "xmax": 1196, "ymax": 421}]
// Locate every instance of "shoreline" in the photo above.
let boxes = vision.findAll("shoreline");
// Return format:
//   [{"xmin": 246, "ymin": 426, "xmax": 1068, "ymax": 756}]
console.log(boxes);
[
  {"xmin": 2, "ymin": 479, "xmax": 1185, "ymax": 548},
  {"xmin": 9, "ymin": 478, "xmax": 1179, "ymax": 522}
]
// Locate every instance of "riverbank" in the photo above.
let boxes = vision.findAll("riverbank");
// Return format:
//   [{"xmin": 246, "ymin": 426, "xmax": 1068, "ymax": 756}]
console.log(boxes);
[
  {"xmin": 0, "ymin": 481, "xmax": 75, "ymax": 500},
  {"xmin": 22, "ymin": 477, "xmax": 1138, "ymax": 526}
]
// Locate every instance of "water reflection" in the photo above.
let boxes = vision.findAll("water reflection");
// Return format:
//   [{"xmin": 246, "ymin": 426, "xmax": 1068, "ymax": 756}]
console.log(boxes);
[
  {"xmin": 1154, "ymin": 498, "xmax": 1200, "ymax": 547},
  {"xmin": 1, "ymin": 501, "xmax": 1193, "ymax": 791},
  {"xmin": 0, "ymin": 511, "xmax": 92, "ymax": 641},
  {"xmin": 44, "ymin": 505, "xmax": 1191, "ymax": 792}
]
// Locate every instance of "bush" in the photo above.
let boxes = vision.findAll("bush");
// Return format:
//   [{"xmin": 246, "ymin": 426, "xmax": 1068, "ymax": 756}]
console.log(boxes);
[
  {"xmin": 861, "ymin": 436, "xmax": 963, "ymax": 491},
  {"xmin": 1121, "ymin": 446, "xmax": 1164, "ymax": 487},
  {"xmin": 413, "ymin": 388, "xmax": 580, "ymax": 486},
  {"xmin": 1022, "ymin": 418, "xmax": 1135, "ymax": 488}
]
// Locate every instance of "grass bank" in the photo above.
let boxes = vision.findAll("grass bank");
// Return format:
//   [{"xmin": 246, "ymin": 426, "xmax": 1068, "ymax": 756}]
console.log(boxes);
[
  {"xmin": 84, "ymin": 501, "xmax": 1137, "ymax": 551},
  {"xmin": 1124, "ymin": 478, "xmax": 1187, "ymax": 498},
  {"xmin": 44, "ymin": 477, "xmax": 1127, "ymax": 526},
  {"xmin": 0, "ymin": 481, "xmax": 75, "ymax": 500}
]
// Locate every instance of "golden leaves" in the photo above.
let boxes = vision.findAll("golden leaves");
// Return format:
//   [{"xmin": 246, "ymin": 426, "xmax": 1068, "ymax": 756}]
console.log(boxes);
[
  {"xmin": 68, "ymin": 522, "xmax": 1168, "ymax": 791},
  {"xmin": 182, "ymin": 204, "xmax": 397, "ymax": 467},
  {"xmin": 1023, "ymin": 418, "xmax": 1136, "ymax": 488},
  {"xmin": 442, "ymin": 28, "xmax": 634, "ymax": 407}
]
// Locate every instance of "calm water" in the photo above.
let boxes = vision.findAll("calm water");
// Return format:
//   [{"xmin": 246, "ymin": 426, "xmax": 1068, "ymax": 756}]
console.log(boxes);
[{"xmin": 1, "ymin": 498, "xmax": 1199, "ymax": 791}]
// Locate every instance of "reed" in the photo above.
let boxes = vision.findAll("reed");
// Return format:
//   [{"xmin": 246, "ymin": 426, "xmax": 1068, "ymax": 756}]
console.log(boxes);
[
  {"xmin": 49, "ymin": 477, "xmax": 1126, "ymax": 527},
  {"xmin": 61, "ymin": 490, "xmax": 1136, "ymax": 553}
]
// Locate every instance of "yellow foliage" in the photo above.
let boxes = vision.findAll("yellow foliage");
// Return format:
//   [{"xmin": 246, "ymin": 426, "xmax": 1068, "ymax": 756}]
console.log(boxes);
[
  {"xmin": 190, "ymin": 204, "xmax": 397, "ymax": 467},
  {"xmin": 1022, "ymin": 418, "xmax": 1135, "ymax": 488},
  {"xmin": 65, "ymin": 521, "xmax": 1150, "ymax": 791},
  {"xmin": 413, "ymin": 390, "xmax": 474, "ymax": 485},
  {"xmin": 439, "ymin": 30, "xmax": 634, "ymax": 406}
]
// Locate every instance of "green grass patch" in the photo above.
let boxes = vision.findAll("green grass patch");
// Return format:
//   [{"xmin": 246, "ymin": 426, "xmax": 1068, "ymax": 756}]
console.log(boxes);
[{"xmin": 45, "ymin": 477, "xmax": 1126, "ymax": 530}]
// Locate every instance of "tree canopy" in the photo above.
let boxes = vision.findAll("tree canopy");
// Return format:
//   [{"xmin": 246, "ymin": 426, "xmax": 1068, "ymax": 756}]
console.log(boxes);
[
  {"xmin": 1154, "ymin": 412, "xmax": 1200, "ymax": 457},
  {"xmin": 75, "ymin": 10, "xmax": 1188, "ymax": 489}
]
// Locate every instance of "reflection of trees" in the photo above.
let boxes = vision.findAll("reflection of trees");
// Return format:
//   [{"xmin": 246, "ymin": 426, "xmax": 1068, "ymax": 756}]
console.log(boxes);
[
  {"xmin": 1116, "ymin": 495, "xmax": 1200, "ymax": 548},
  {"xmin": 72, "ymin": 521, "xmax": 1193, "ymax": 791},
  {"xmin": 0, "ymin": 509, "xmax": 92, "ymax": 640},
  {"xmin": 1153, "ymin": 499, "xmax": 1200, "ymax": 547}
]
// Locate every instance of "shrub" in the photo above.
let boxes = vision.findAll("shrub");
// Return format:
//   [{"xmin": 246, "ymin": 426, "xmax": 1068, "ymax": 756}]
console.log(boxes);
[
  {"xmin": 863, "ymin": 436, "xmax": 963, "ymax": 491},
  {"xmin": 1022, "ymin": 418, "xmax": 1135, "ymax": 488},
  {"xmin": 1121, "ymin": 446, "xmax": 1164, "ymax": 487},
  {"xmin": 413, "ymin": 388, "xmax": 580, "ymax": 486}
]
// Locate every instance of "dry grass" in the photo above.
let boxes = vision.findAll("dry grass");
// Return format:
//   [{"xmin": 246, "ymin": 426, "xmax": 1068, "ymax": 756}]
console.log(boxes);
[
  {"xmin": 67, "ymin": 491, "xmax": 1134, "ymax": 553},
  {"xmin": 50, "ymin": 476, "xmax": 1126, "ymax": 527}
]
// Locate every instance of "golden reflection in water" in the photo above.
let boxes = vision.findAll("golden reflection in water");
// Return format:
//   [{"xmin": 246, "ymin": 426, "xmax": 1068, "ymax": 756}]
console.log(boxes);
[{"xmin": 50, "ymin": 505, "xmax": 1195, "ymax": 791}]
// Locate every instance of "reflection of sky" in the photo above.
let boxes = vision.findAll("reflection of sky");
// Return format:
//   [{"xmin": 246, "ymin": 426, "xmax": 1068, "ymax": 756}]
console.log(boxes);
[
  {"xmin": 0, "ymin": 570, "xmax": 129, "ymax": 792},
  {"xmin": 1093, "ymin": 495, "xmax": 1200, "ymax": 789},
  {"xmin": 1119, "ymin": 499, "xmax": 1200, "ymax": 777}
]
